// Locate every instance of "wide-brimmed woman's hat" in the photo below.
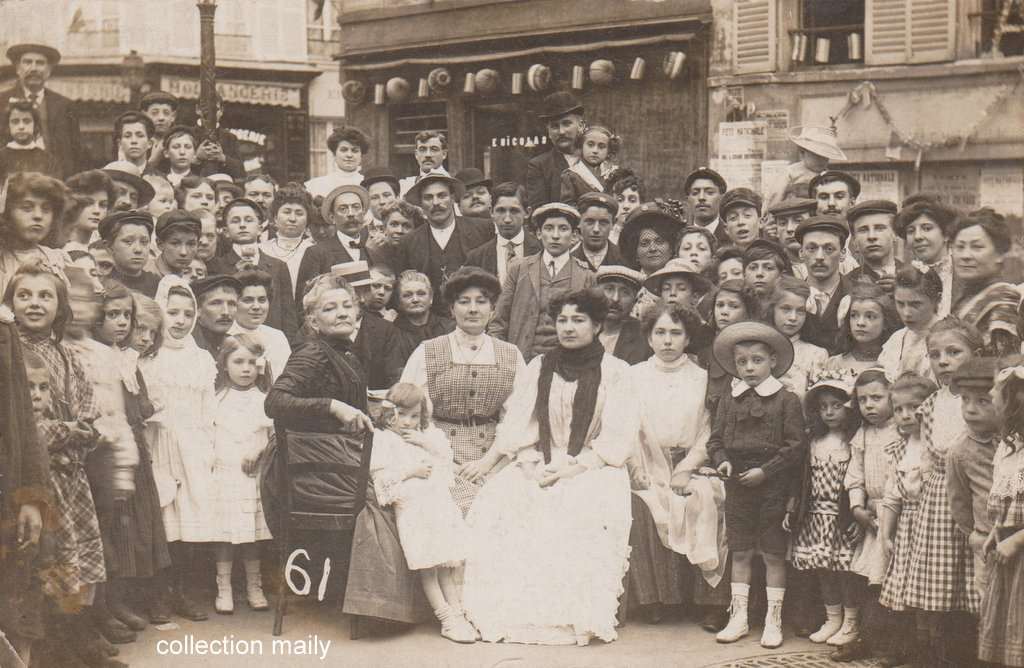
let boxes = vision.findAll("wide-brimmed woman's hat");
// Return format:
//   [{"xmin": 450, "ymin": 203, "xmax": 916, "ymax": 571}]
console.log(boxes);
[
  {"xmin": 618, "ymin": 202, "xmax": 683, "ymax": 267},
  {"xmin": 788, "ymin": 126, "xmax": 847, "ymax": 162},
  {"xmin": 804, "ymin": 369, "xmax": 856, "ymax": 407},
  {"xmin": 712, "ymin": 321, "xmax": 794, "ymax": 379},
  {"xmin": 102, "ymin": 162, "xmax": 155, "ymax": 206},
  {"xmin": 643, "ymin": 258, "xmax": 713, "ymax": 295}
]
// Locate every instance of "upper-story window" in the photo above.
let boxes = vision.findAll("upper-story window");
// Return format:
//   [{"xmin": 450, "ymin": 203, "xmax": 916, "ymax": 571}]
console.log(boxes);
[{"xmin": 734, "ymin": 0, "xmax": 957, "ymax": 74}]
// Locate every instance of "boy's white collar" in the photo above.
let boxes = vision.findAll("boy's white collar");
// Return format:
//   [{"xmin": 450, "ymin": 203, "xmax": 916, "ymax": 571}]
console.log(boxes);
[{"xmin": 731, "ymin": 375, "xmax": 784, "ymax": 398}]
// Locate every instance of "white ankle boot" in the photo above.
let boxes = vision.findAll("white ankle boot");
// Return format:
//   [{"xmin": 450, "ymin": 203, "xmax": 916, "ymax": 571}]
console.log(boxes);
[
  {"xmin": 244, "ymin": 559, "xmax": 268, "ymax": 611},
  {"xmin": 810, "ymin": 603, "xmax": 843, "ymax": 643},
  {"xmin": 215, "ymin": 563, "xmax": 233, "ymax": 615},
  {"xmin": 716, "ymin": 595, "xmax": 749, "ymax": 643},
  {"xmin": 761, "ymin": 600, "xmax": 784, "ymax": 648},
  {"xmin": 435, "ymin": 604, "xmax": 475, "ymax": 643},
  {"xmin": 827, "ymin": 607, "xmax": 860, "ymax": 646}
]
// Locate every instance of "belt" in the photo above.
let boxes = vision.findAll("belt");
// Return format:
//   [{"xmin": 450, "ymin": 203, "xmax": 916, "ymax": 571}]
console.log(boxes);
[{"xmin": 437, "ymin": 415, "xmax": 498, "ymax": 428}]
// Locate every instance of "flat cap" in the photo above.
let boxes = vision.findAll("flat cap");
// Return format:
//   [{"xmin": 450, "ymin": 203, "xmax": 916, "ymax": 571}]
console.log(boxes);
[
  {"xmin": 155, "ymin": 210, "xmax": 201, "ymax": 239},
  {"xmin": 846, "ymin": 199, "xmax": 898, "ymax": 225},
  {"xmin": 98, "ymin": 211, "xmax": 154, "ymax": 243},
  {"xmin": 576, "ymin": 191, "xmax": 619, "ymax": 216},
  {"xmin": 683, "ymin": 167, "xmax": 727, "ymax": 195},
  {"xmin": 795, "ymin": 214, "xmax": 850, "ymax": 244},
  {"xmin": 191, "ymin": 274, "xmax": 241, "ymax": 299},
  {"xmin": 769, "ymin": 197, "xmax": 817, "ymax": 217},
  {"xmin": 719, "ymin": 187, "xmax": 762, "ymax": 216},
  {"xmin": 809, "ymin": 170, "xmax": 862, "ymax": 199},
  {"xmin": 139, "ymin": 90, "xmax": 179, "ymax": 110}
]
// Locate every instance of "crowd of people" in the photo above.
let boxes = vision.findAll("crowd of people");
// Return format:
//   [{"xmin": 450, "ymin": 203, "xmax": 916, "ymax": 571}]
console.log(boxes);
[{"xmin": 0, "ymin": 39, "xmax": 1023, "ymax": 668}]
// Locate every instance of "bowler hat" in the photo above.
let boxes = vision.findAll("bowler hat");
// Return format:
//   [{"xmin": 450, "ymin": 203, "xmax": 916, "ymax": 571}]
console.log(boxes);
[
  {"xmin": 139, "ymin": 90, "xmax": 178, "ymax": 111},
  {"xmin": 712, "ymin": 321, "xmax": 794, "ymax": 379},
  {"xmin": 846, "ymin": 199, "xmax": 898, "ymax": 225},
  {"xmin": 98, "ymin": 211, "xmax": 154, "ymax": 244},
  {"xmin": 769, "ymin": 197, "xmax": 817, "ymax": 217},
  {"xmin": 795, "ymin": 215, "xmax": 850, "ymax": 244},
  {"xmin": 102, "ymin": 162, "xmax": 156, "ymax": 207},
  {"xmin": 683, "ymin": 167, "xmax": 727, "ymax": 195},
  {"xmin": 719, "ymin": 187, "xmax": 763, "ymax": 217},
  {"xmin": 531, "ymin": 202, "xmax": 581, "ymax": 229},
  {"xmin": 321, "ymin": 184, "xmax": 370, "ymax": 221},
  {"xmin": 6, "ymin": 43, "xmax": 60, "ymax": 66},
  {"xmin": 191, "ymin": 274, "xmax": 242, "ymax": 300},
  {"xmin": 643, "ymin": 258, "xmax": 712, "ymax": 295},
  {"xmin": 454, "ymin": 168, "xmax": 492, "ymax": 191},
  {"xmin": 538, "ymin": 91, "xmax": 583, "ymax": 120},
  {"xmin": 788, "ymin": 126, "xmax": 847, "ymax": 162},
  {"xmin": 155, "ymin": 210, "xmax": 201, "ymax": 240},
  {"xmin": 361, "ymin": 167, "xmax": 400, "ymax": 195},
  {"xmin": 403, "ymin": 173, "xmax": 464, "ymax": 208},
  {"xmin": 595, "ymin": 265, "xmax": 643, "ymax": 290},
  {"xmin": 577, "ymin": 191, "xmax": 619, "ymax": 217},
  {"xmin": 618, "ymin": 203, "xmax": 683, "ymax": 266},
  {"xmin": 809, "ymin": 170, "xmax": 861, "ymax": 200}
]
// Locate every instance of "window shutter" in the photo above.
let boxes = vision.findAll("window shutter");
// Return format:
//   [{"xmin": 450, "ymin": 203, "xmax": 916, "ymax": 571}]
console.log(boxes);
[
  {"xmin": 867, "ymin": 0, "xmax": 954, "ymax": 65},
  {"xmin": 734, "ymin": 0, "xmax": 776, "ymax": 74}
]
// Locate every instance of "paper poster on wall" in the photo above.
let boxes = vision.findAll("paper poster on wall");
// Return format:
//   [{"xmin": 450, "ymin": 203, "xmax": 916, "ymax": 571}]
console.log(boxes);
[
  {"xmin": 921, "ymin": 166, "xmax": 981, "ymax": 210},
  {"xmin": 753, "ymin": 110, "xmax": 791, "ymax": 159},
  {"xmin": 846, "ymin": 169, "xmax": 900, "ymax": 202},
  {"xmin": 979, "ymin": 166, "xmax": 1024, "ymax": 216},
  {"xmin": 715, "ymin": 120, "xmax": 768, "ymax": 192}
]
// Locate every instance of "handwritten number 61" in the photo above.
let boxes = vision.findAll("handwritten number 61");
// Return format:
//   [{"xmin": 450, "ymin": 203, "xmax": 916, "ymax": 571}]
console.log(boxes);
[{"xmin": 284, "ymin": 549, "xmax": 331, "ymax": 601}]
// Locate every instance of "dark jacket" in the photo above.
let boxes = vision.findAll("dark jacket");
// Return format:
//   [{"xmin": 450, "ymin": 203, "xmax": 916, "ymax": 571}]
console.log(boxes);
[
  {"xmin": 295, "ymin": 229, "xmax": 370, "ymax": 302},
  {"xmin": 206, "ymin": 250, "xmax": 299, "ymax": 343},
  {"xmin": 611, "ymin": 318, "xmax": 653, "ymax": 365},
  {"xmin": 846, "ymin": 260, "xmax": 905, "ymax": 295},
  {"xmin": 0, "ymin": 146, "xmax": 60, "ymax": 181},
  {"xmin": 0, "ymin": 85, "xmax": 80, "ymax": 177},
  {"xmin": 464, "ymin": 234, "xmax": 542, "ymax": 277},
  {"xmin": 526, "ymin": 149, "xmax": 570, "ymax": 211},
  {"xmin": 706, "ymin": 384, "xmax": 806, "ymax": 480},
  {"xmin": 352, "ymin": 313, "xmax": 402, "ymax": 391},
  {"xmin": 395, "ymin": 218, "xmax": 493, "ymax": 313},
  {"xmin": 571, "ymin": 241, "xmax": 625, "ymax": 272},
  {"xmin": 265, "ymin": 335, "xmax": 367, "ymax": 433},
  {"xmin": 391, "ymin": 313, "xmax": 455, "ymax": 383},
  {"xmin": 803, "ymin": 274, "xmax": 853, "ymax": 355}
]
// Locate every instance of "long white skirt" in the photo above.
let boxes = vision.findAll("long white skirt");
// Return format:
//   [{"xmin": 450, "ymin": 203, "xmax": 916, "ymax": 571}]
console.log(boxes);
[{"xmin": 463, "ymin": 463, "xmax": 632, "ymax": 645}]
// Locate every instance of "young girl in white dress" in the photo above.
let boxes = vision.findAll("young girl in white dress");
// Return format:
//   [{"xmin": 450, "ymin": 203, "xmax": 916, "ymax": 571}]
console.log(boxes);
[
  {"xmin": 878, "ymin": 265, "xmax": 941, "ymax": 382},
  {"xmin": 369, "ymin": 382, "xmax": 474, "ymax": 643},
  {"xmin": 142, "ymin": 275, "xmax": 217, "ymax": 620},
  {"xmin": 211, "ymin": 333, "xmax": 273, "ymax": 614}
]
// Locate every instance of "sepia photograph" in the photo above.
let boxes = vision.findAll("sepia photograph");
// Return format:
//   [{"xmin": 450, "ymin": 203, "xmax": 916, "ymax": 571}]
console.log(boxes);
[{"xmin": 0, "ymin": 0, "xmax": 1022, "ymax": 665}]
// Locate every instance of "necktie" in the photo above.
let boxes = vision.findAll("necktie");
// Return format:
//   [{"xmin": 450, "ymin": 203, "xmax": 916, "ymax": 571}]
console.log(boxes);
[
  {"xmin": 506, "ymin": 241, "xmax": 517, "ymax": 264},
  {"xmin": 348, "ymin": 240, "xmax": 360, "ymax": 249},
  {"xmin": 548, "ymin": 260, "xmax": 556, "ymax": 278}
]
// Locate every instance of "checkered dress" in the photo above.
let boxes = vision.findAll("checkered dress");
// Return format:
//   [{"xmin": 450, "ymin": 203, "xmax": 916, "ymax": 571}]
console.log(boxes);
[
  {"xmin": 792, "ymin": 442, "xmax": 854, "ymax": 571},
  {"xmin": 21, "ymin": 334, "xmax": 106, "ymax": 594},
  {"xmin": 902, "ymin": 390, "xmax": 978, "ymax": 614},
  {"xmin": 880, "ymin": 438, "xmax": 917, "ymax": 611},
  {"xmin": 425, "ymin": 335, "xmax": 519, "ymax": 515}
]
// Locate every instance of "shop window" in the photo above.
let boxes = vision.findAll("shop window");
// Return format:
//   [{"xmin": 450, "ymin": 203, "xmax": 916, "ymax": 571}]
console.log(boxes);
[
  {"xmin": 308, "ymin": 0, "xmax": 341, "ymax": 42},
  {"xmin": 390, "ymin": 101, "xmax": 448, "ymax": 178},
  {"xmin": 789, "ymin": 0, "xmax": 865, "ymax": 66},
  {"xmin": 308, "ymin": 118, "xmax": 344, "ymax": 179}
]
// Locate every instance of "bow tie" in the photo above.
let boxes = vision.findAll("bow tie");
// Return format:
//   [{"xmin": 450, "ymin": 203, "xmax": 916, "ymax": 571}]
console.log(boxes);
[{"xmin": 348, "ymin": 240, "xmax": 360, "ymax": 249}]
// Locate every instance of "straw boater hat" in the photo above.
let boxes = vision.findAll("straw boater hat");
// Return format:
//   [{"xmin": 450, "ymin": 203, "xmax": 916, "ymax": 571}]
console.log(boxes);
[
  {"xmin": 712, "ymin": 321, "xmax": 794, "ymax": 379},
  {"xmin": 643, "ymin": 258, "xmax": 713, "ymax": 295},
  {"xmin": 804, "ymin": 369, "xmax": 856, "ymax": 407},
  {"xmin": 531, "ymin": 201, "xmax": 581, "ymax": 229},
  {"xmin": 595, "ymin": 265, "xmax": 644, "ymax": 290},
  {"xmin": 788, "ymin": 126, "xmax": 847, "ymax": 162},
  {"xmin": 321, "ymin": 184, "xmax": 370, "ymax": 221},
  {"xmin": 331, "ymin": 260, "xmax": 373, "ymax": 288}
]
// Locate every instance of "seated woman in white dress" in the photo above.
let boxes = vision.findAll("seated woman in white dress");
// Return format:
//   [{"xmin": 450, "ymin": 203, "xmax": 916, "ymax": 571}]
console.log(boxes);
[
  {"xmin": 625, "ymin": 300, "xmax": 727, "ymax": 621},
  {"xmin": 460, "ymin": 288, "xmax": 637, "ymax": 646}
]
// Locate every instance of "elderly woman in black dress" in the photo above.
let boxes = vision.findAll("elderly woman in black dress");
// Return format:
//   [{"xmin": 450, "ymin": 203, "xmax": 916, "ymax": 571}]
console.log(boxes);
[
  {"xmin": 265, "ymin": 273, "xmax": 430, "ymax": 626},
  {"xmin": 389, "ymin": 270, "xmax": 454, "ymax": 379}
]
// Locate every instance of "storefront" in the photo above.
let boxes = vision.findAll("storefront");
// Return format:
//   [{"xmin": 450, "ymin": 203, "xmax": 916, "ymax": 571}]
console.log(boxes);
[{"xmin": 336, "ymin": 0, "xmax": 713, "ymax": 199}]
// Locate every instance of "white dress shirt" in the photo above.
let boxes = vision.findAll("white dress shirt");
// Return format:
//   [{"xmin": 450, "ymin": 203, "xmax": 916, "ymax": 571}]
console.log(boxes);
[
  {"xmin": 430, "ymin": 219, "xmax": 456, "ymax": 251},
  {"xmin": 496, "ymin": 230, "xmax": 525, "ymax": 285},
  {"xmin": 336, "ymin": 231, "xmax": 362, "ymax": 261},
  {"xmin": 541, "ymin": 250, "xmax": 571, "ymax": 278}
]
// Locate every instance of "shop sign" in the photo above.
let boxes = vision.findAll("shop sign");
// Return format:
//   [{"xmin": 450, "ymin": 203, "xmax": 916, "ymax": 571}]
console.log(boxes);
[
  {"xmin": 490, "ymin": 135, "xmax": 548, "ymax": 148},
  {"xmin": 160, "ymin": 76, "xmax": 302, "ymax": 109},
  {"xmin": 46, "ymin": 76, "xmax": 130, "ymax": 104}
]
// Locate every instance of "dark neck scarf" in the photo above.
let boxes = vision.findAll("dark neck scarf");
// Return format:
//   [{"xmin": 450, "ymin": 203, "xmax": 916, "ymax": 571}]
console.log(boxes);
[{"xmin": 535, "ymin": 339, "xmax": 604, "ymax": 463}]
